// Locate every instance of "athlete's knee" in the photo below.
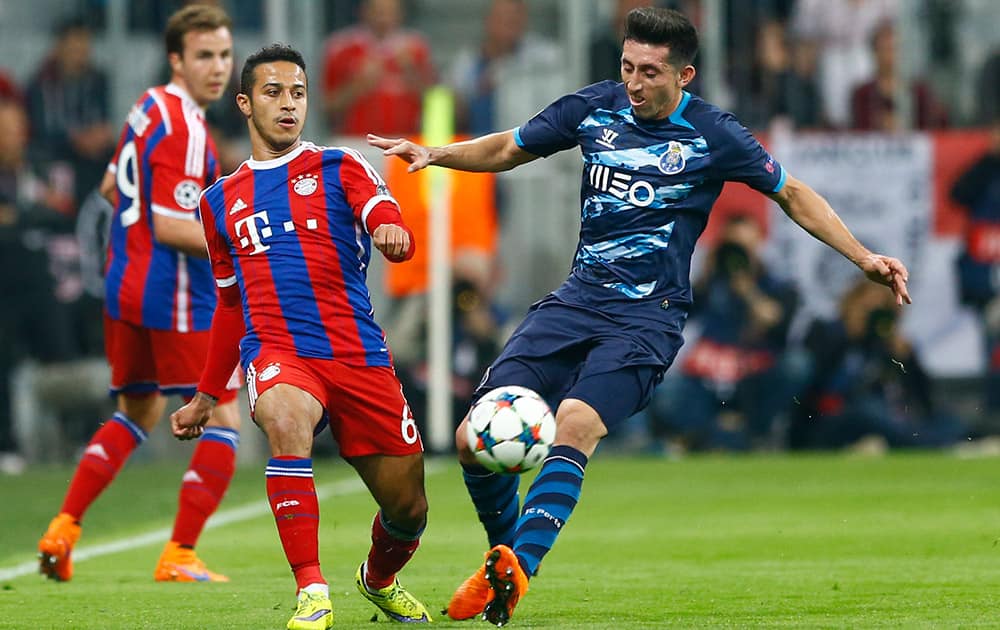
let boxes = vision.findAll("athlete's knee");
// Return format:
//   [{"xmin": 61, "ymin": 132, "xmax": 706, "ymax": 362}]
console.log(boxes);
[
  {"xmin": 119, "ymin": 393, "xmax": 165, "ymax": 431},
  {"xmin": 206, "ymin": 399, "xmax": 241, "ymax": 430},
  {"xmin": 554, "ymin": 398, "xmax": 608, "ymax": 453},
  {"xmin": 256, "ymin": 411, "xmax": 314, "ymax": 456},
  {"xmin": 385, "ymin": 493, "xmax": 428, "ymax": 532},
  {"xmin": 455, "ymin": 416, "xmax": 478, "ymax": 465},
  {"xmin": 455, "ymin": 416, "xmax": 472, "ymax": 453}
]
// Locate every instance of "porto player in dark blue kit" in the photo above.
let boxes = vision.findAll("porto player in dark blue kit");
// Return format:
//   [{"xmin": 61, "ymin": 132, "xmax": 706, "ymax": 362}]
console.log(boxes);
[{"xmin": 372, "ymin": 7, "xmax": 911, "ymax": 626}]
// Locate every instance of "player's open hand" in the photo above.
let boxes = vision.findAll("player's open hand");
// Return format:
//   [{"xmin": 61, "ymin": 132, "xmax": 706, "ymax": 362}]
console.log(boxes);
[
  {"xmin": 170, "ymin": 393, "xmax": 216, "ymax": 441},
  {"xmin": 859, "ymin": 253, "xmax": 911, "ymax": 305},
  {"xmin": 373, "ymin": 223, "xmax": 412, "ymax": 262},
  {"xmin": 367, "ymin": 134, "xmax": 431, "ymax": 172}
]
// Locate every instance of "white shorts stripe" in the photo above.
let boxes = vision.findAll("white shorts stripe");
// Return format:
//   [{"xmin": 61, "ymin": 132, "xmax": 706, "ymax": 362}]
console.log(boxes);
[{"xmin": 246, "ymin": 363, "xmax": 258, "ymax": 414}]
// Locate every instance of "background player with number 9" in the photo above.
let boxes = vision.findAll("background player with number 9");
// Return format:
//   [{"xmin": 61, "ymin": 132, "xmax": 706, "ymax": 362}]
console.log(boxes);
[{"xmin": 37, "ymin": 4, "xmax": 243, "ymax": 585}]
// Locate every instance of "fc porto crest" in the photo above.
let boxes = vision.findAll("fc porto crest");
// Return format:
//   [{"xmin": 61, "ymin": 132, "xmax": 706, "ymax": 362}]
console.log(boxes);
[
  {"xmin": 292, "ymin": 173, "xmax": 318, "ymax": 196},
  {"xmin": 658, "ymin": 141, "xmax": 686, "ymax": 175}
]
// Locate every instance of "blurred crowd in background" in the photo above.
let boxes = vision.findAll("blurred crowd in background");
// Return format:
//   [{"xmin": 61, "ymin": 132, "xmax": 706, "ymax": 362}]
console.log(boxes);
[{"xmin": 1, "ymin": 0, "xmax": 999, "ymax": 471}]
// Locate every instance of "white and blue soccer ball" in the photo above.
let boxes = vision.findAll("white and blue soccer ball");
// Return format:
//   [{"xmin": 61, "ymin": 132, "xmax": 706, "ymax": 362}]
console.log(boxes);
[{"xmin": 466, "ymin": 386, "xmax": 556, "ymax": 474}]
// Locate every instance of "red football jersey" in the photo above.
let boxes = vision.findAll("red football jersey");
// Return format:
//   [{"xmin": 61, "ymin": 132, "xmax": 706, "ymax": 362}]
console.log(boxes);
[
  {"xmin": 199, "ymin": 141, "xmax": 406, "ymax": 368},
  {"xmin": 104, "ymin": 83, "xmax": 219, "ymax": 332}
]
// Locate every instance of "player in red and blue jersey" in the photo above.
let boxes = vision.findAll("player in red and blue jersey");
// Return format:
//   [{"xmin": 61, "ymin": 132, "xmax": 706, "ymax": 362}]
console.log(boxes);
[
  {"xmin": 38, "ymin": 5, "xmax": 242, "ymax": 584},
  {"xmin": 371, "ymin": 7, "xmax": 913, "ymax": 626},
  {"xmin": 171, "ymin": 44, "xmax": 431, "ymax": 628}
]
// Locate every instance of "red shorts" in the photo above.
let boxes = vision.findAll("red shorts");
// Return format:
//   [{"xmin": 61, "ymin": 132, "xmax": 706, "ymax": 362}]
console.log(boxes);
[
  {"xmin": 246, "ymin": 351, "xmax": 423, "ymax": 458},
  {"xmin": 104, "ymin": 314, "xmax": 239, "ymax": 403}
]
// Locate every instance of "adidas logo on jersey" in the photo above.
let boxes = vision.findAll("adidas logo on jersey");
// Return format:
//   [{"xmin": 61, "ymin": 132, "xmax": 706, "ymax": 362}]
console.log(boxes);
[
  {"xmin": 229, "ymin": 198, "xmax": 248, "ymax": 215},
  {"xmin": 84, "ymin": 443, "xmax": 110, "ymax": 461},
  {"xmin": 182, "ymin": 470, "xmax": 204, "ymax": 484},
  {"xmin": 596, "ymin": 128, "xmax": 619, "ymax": 150}
]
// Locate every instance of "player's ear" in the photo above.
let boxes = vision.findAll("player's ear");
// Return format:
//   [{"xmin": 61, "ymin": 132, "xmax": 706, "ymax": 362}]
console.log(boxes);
[
  {"xmin": 168, "ymin": 51, "xmax": 183, "ymax": 76},
  {"xmin": 678, "ymin": 65, "xmax": 696, "ymax": 87},
  {"xmin": 236, "ymin": 93, "xmax": 252, "ymax": 118}
]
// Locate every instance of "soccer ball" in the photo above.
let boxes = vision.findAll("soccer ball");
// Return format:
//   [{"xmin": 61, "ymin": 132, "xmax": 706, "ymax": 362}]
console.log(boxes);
[{"xmin": 466, "ymin": 386, "xmax": 557, "ymax": 474}]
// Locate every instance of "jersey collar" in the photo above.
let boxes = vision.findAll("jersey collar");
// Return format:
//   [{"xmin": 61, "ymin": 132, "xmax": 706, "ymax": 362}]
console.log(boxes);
[{"xmin": 247, "ymin": 141, "xmax": 315, "ymax": 170}]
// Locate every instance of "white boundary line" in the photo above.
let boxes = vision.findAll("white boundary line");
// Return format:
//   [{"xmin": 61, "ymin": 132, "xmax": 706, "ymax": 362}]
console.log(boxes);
[{"xmin": 0, "ymin": 459, "xmax": 446, "ymax": 582}]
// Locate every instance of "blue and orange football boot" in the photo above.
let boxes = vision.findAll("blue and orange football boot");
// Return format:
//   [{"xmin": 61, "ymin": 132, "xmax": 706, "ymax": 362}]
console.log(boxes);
[
  {"xmin": 153, "ymin": 541, "xmax": 229, "ymax": 582},
  {"xmin": 38, "ymin": 513, "xmax": 81, "ymax": 581}
]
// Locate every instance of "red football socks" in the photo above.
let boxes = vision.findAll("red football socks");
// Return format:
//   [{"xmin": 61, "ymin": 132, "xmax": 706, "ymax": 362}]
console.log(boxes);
[
  {"xmin": 170, "ymin": 427, "xmax": 238, "ymax": 547},
  {"xmin": 60, "ymin": 413, "xmax": 146, "ymax": 520},
  {"xmin": 363, "ymin": 511, "xmax": 422, "ymax": 589},
  {"xmin": 266, "ymin": 456, "xmax": 324, "ymax": 591}
]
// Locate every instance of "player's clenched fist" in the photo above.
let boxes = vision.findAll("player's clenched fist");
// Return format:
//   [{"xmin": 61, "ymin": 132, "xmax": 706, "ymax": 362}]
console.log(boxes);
[
  {"xmin": 171, "ymin": 392, "xmax": 217, "ymax": 440},
  {"xmin": 373, "ymin": 223, "xmax": 413, "ymax": 262}
]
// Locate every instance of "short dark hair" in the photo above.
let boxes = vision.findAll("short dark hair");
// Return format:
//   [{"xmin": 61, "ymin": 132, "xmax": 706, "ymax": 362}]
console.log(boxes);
[
  {"xmin": 623, "ymin": 7, "xmax": 699, "ymax": 67},
  {"xmin": 164, "ymin": 4, "xmax": 232, "ymax": 57},
  {"xmin": 240, "ymin": 44, "xmax": 307, "ymax": 95}
]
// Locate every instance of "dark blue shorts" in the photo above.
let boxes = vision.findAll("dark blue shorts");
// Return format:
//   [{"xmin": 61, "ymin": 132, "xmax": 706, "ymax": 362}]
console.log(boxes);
[{"xmin": 473, "ymin": 298, "xmax": 687, "ymax": 431}]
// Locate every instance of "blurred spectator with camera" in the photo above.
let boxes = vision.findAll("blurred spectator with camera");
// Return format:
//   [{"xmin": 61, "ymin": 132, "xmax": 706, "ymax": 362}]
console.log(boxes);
[
  {"xmin": 789, "ymin": 279, "xmax": 967, "ymax": 451},
  {"xmin": 322, "ymin": 0, "xmax": 436, "ymax": 136},
  {"xmin": 26, "ymin": 16, "xmax": 115, "ymax": 207},
  {"xmin": 951, "ymin": 118, "xmax": 1000, "ymax": 420},
  {"xmin": 649, "ymin": 214, "xmax": 801, "ymax": 452},
  {"xmin": 850, "ymin": 21, "xmax": 948, "ymax": 131}
]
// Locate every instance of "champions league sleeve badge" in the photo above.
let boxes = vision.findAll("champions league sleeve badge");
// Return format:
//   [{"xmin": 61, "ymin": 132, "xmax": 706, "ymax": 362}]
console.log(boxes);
[
  {"xmin": 658, "ymin": 141, "xmax": 686, "ymax": 175},
  {"xmin": 173, "ymin": 179, "xmax": 203, "ymax": 210}
]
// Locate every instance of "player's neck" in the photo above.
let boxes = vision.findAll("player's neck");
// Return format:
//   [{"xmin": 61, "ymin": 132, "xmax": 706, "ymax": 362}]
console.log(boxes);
[
  {"xmin": 658, "ymin": 91, "xmax": 685, "ymax": 121},
  {"xmin": 251, "ymin": 138, "xmax": 303, "ymax": 162},
  {"xmin": 168, "ymin": 76, "xmax": 208, "ymax": 110}
]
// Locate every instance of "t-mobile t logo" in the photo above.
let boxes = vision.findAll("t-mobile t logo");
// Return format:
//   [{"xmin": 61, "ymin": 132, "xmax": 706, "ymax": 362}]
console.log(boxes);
[{"xmin": 235, "ymin": 211, "xmax": 272, "ymax": 255}]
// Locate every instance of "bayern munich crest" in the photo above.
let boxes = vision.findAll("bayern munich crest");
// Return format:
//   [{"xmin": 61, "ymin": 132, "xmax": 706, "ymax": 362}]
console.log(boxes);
[
  {"xmin": 658, "ymin": 141, "xmax": 686, "ymax": 175},
  {"xmin": 258, "ymin": 363, "xmax": 281, "ymax": 382},
  {"xmin": 293, "ymin": 173, "xmax": 318, "ymax": 196}
]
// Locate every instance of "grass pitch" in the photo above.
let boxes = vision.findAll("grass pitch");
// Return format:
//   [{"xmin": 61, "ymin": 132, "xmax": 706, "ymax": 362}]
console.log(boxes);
[{"xmin": 2, "ymin": 451, "xmax": 999, "ymax": 628}]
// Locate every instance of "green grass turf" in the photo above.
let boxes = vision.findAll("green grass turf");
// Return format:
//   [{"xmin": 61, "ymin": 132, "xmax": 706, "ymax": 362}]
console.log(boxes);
[{"xmin": 2, "ymin": 451, "xmax": 1000, "ymax": 628}]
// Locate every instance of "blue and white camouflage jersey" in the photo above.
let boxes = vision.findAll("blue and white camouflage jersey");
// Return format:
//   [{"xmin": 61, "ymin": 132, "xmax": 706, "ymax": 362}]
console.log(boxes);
[{"xmin": 515, "ymin": 80, "xmax": 786, "ymax": 323}]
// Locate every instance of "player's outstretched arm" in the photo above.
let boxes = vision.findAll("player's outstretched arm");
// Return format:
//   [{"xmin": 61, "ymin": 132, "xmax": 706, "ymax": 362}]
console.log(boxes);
[
  {"xmin": 368, "ymin": 130, "xmax": 537, "ymax": 174},
  {"xmin": 769, "ymin": 175, "xmax": 912, "ymax": 305}
]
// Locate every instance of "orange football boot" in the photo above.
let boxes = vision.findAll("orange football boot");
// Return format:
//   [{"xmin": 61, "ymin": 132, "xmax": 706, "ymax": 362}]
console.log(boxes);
[
  {"xmin": 481, "ymin": 544, "xmax": 529, "ymax": 627},
  {"xmin": 153, "ymin": 541, "xmax": 229, "ymax": 582},
  {"xmin": 38, "ymin": 513, "xmax": 81, "ymax": 581},
  {"xmin": 445, "ymin": 550, "xmax": 493, "ymax": 620}
]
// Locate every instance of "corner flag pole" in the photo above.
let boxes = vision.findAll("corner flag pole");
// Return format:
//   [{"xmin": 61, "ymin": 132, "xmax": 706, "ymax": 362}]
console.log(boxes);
[{"xmin": 422, "ymin": 86, "xmax": 454, "ymax": 453}]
